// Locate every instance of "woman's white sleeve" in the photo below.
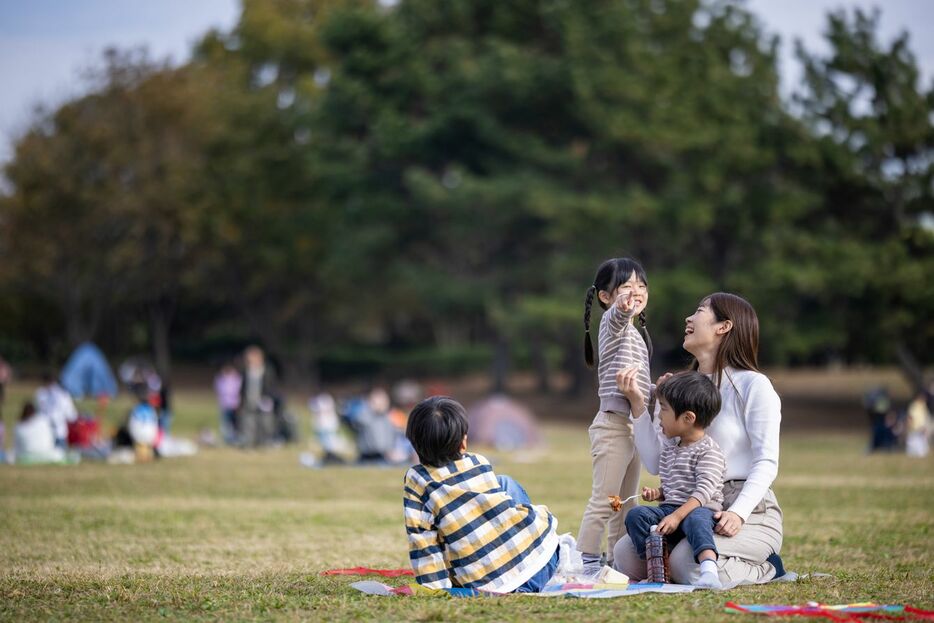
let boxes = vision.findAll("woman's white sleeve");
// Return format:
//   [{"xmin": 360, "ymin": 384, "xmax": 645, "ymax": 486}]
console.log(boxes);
[
  {"xmin": 728, "ymin": 376, "xmax": 782, "ymax": 520},
  {"xmin": 632, "ymin": 409, "xmax": 663, "ymax": 475}
]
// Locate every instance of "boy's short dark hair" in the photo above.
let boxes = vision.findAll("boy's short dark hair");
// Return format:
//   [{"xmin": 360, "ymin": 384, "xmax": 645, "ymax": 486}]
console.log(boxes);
[
  {"xmin": 405, "ymin": 396, "xmax": 469, "ymax": 467},
  {"xmin": 657, "ymin": 371, "xmax": 721, "ymax": 428}
]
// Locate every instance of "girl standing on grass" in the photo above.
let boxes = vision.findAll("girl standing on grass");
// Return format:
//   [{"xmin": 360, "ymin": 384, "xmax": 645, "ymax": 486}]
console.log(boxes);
[{"xmin": 576, "ymin": 257, "xmax": 653, "ymax": 575}]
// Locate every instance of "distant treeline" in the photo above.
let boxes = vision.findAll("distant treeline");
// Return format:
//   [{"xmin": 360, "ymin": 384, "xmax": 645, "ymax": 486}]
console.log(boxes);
[{"xmin": 0, "ymin": 1, "xmax": 931, "ymax": 390}]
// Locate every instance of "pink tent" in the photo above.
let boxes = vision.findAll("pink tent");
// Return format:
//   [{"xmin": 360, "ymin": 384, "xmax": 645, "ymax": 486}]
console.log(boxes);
[{"xmin": 466, "ymin": 395, "xmax": 542, "ymax": 451}]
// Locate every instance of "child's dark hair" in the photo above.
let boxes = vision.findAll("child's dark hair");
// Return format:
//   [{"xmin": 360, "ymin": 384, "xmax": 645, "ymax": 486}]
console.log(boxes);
[
  {"xmin": 405, "ymin": 396, "xmax": 469, "ymax": 467},
  {"xmin": 657, "ymin": 371, "xmax": 721, "ymax": 428},
  {"xmin": 583, "ymin": 257, "xmax": 653, "ymax": 368},
  {"xmin": 20, "ymin": 401, "xmax": 36, "ymax": 422}
]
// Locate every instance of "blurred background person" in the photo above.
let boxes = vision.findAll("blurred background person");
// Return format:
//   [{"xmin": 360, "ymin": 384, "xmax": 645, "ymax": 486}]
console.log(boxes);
[
  {"xmin": 864, "ymin": 386, "xmax": 899, "ymax": 452},
  {"xmin": 15, "ymin": 402, "xmax": 72, "ymax": 465},
  {"xmin": 0, "ymin": 356, "xmax": 11, "ymax": 420},
  {"xmin": 35, "ymin": 370, "xmax": 78, "ymax": 449},
  {"xmin": 157, "ymin": 382, "xmax": 174, "ymax": 435},
  {"xmin": 214, "ymin": 362, "xmax": 242, "ymax": 446},
  {"xmin": 388, "ymin": 380, "xmax": 421, "ymax": 464},
  {"xmin": 0, "ymin": 416, "xmax": 5, "ymax": 464},
  {"xmin": 238, "ymin": 346, "xmax": 278, "ymax": 448},
  {"xmin": 342, "ymin": 387, "xmax": 398, "ymax": 464},
  {"xmin": 119, "ymin": 357, "xmax": 161, "ymax": 400},
  {"xmin": 308, "ymin": 392, "xmax": 349, "ymax": 465},
  {"xmin": 905, "ymin": 390, "xmax": 931, "ymax": 458},
  {"xmin": 112, "ymin": 389, "xmax": 160, "ymax": 463}
]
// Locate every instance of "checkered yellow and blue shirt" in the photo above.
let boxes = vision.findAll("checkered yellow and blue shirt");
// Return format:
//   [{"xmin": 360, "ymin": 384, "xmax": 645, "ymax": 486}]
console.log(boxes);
[{"xmin": 403, "ymin": 453, "xmax": 558, "ymax": 593}]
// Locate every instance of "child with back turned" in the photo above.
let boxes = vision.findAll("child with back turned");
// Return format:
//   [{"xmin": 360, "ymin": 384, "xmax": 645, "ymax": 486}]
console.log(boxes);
[
  {"xmin": 403, "ymin": 396, "xmax": 559, "ymax": 593},
  {"xmin": 616, "ymin": 369, "xmax": 726, "ymax": 589}
]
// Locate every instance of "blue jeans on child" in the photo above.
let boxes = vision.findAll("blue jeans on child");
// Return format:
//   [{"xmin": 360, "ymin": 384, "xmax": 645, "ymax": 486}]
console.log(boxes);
[
  {"xmin": 625, "ymin": 504, "xmax": 718, "ymax": 563},
  {"xmin": 497, "ymin": 475, "xmax": 559, "ymax": 593}
]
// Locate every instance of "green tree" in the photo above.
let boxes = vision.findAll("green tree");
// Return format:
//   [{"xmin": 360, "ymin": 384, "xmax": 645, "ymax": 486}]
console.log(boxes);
[
  {"xmin": 187, "ymin": 0, "xmax": 350, "ymax": 383},
  {"xmin": 788, "ymin": 8, "xmax": 934, "ymax": 372},
  {"xmin": 0, "ymin": 49, "xmax": 209, "ymax": 378},
  {"xmin": 307, "ymin": 0, "xmax": 811, "ymax": 389},
  {"xmin": 3, "ymin": 0, "xmax": 930, "ymax": 390}
]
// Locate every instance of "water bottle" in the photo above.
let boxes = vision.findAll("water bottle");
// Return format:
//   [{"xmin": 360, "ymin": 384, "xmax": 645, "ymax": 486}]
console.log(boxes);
[{"xmin": 645, "ymin": 525, "xmax": 670, "ymax": 583}]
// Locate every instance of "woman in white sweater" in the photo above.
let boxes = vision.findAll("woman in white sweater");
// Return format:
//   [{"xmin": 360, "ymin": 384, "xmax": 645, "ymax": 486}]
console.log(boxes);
[{"xmin": 612, "ymin": 292, "xmax": 785, "ymax": 587}]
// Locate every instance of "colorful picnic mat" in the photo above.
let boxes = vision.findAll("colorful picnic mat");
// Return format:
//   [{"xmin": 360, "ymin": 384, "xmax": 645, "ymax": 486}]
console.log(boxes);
[
  {"xmin": 725, "ymin": 602, "xmax": 934, "ymax": 621},
  {"xmin": 325, "ymin": 567, "xmax": 831, "ymax": 599},
  {"xmin": 321, "ymin": 567, "xmax": 414, "ymax": 577},
  {"xmin": 349, "ymin": 579, "xmax": 697, "ymax": 598}
]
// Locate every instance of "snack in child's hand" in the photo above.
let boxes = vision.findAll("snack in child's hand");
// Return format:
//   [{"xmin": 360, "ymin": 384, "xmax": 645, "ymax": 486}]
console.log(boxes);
[{"xmin": 608, "ymin": 495, "xmax": 622, "ymax": 512}]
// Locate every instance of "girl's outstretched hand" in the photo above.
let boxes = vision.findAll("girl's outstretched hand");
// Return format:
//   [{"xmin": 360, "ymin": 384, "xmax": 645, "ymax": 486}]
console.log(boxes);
[
  {"xmin": 615, "ymin": 291, "xmax": 635, "ymax": 313},
  {"xmin": 641, "ymin": 486, "xmax": 662, "ymax": 502}
]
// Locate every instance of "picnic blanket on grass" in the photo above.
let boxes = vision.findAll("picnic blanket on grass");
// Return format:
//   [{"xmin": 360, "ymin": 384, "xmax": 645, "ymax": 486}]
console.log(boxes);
[
  {"xmin": 349, "ymin": 579, "xmax": 697, "ymax": 598},
  {"xmin": 325, "ymin": 566, "xmax": 806, "ymax": 598},
  {"xmin": 725, "ymin": 602, "xmax": 934, "ymax": 621},
  {"xmin": 321, "ymin": 567, "xmax": 414, "ymax": 577},
  {"xmin": 328, "ymin": 542, "xmax": 804, "ymax": 599}
]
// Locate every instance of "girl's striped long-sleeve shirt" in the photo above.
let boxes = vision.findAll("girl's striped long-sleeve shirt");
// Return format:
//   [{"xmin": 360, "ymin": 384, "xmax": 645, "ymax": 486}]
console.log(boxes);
[
  {"xmin": 403, "ymin": 453, "xmax": 558, "ymax": 593},
  {"xmin": 598, "ymin": 303, "xmax": 651, "ymax": 414}
]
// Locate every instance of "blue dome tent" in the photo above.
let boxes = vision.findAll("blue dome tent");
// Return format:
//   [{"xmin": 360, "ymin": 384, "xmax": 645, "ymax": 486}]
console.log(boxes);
[{"xmin": 60, "ymin": 342, "xmax": 118, "ymax": 399}]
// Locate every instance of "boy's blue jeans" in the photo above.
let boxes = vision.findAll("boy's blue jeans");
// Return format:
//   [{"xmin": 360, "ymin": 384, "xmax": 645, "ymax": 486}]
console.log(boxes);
[
  {"xmin": 497, "ymin": 475, "xmax": 559, "ymax": 593},
  {"xmin": 624, "ymin": 504, "xmax": 718, "ymax": 563}
]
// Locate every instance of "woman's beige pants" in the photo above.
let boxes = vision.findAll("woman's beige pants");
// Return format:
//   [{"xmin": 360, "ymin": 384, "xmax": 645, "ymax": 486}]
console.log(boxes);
[{"xmin": 612, "ymin": 480, "xmax": 784, "ymax": 587}]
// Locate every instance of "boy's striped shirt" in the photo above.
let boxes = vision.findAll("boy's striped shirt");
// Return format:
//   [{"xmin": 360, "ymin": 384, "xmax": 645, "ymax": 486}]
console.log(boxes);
[
  {"xmin": 403, "ymin": 453, "xmax": 557, "ymax": 592},
  {"xmin": 659, "ymin": 434, "xmax": 726, "ymax": 509}
]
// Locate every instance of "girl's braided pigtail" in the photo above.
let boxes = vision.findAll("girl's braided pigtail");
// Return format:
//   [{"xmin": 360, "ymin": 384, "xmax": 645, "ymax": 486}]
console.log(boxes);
[
  {"xmin": 584, "ymin": 286, "xmax": 597, "ymax": 368},
  {"xmin": 638, "ymin": 310, "xmax": 654, "ymax": 363},
  {"xmin": 638, "ymin": 310, "xmax": 656, "ymax": 417}
]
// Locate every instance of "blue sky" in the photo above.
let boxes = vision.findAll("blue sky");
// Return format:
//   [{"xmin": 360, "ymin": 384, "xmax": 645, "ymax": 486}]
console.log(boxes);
[
  {"xmin": 0, "ymin": 0, "xmax": 240, "ymax": 165},
  {"xmin": 1, "ymin": 0, "xmax": 932, "ymax": 167}
]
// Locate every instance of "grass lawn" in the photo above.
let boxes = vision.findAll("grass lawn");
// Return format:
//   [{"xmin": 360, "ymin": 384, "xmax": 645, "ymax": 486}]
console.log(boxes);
[{"xmin": 0, "ymin": 381, "xmax": 932, "ymax": 622}]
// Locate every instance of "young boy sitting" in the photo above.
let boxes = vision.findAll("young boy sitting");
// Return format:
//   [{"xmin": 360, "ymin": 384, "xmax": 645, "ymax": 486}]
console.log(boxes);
[
  {"xmin": 615, "ymin": 369, "xmax": 726, "ymax": 589},
  {"xmin": 403, "ymin": 396, "xmax": 559, "ymax": 593}
]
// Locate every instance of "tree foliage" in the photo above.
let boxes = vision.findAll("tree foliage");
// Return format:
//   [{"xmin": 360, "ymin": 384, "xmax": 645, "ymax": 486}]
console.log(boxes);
[
  {"xmin": 788, "ymin": 8, "xmax": 934, "ymax": 366},
  {"xmin": 0, "ymin": 1, "xmax": 930, "ymax": 387}
]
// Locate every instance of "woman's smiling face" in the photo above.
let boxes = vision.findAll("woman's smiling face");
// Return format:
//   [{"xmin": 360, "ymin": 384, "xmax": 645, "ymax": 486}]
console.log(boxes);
[{"xmin": 683, "ymin": 299, "xmax": 722, "ymax": 356}]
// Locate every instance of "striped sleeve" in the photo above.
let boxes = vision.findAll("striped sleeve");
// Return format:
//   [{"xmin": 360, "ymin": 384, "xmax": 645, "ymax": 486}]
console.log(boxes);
[
  {"xmin": 403, "ymin": 470, "xmax": 451, "ymax": 589},
  {"xmin": 603, "ymin": 302, "xmax": 635, "ymax": 333},
  {"xmin": 596, "ymin": 306, "xmax": 651, "ymax": 414},
  {"xmin": 690, "ymin": 443, "xmax": 726, "ymax": 507}
]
